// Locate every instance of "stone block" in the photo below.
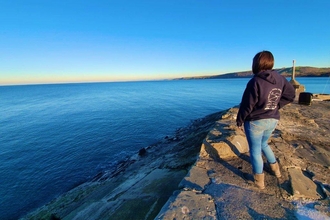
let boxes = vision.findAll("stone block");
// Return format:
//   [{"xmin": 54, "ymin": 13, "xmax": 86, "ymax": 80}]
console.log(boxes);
[
  {"xmin": 288, "ymin": 167, "xmax": 323, "ymax": 199},
  {"xmin": 179, "ymin": 166, "xmax": 210, "ymax": 191},
  {"xmin": 227, "ymin": 135, "xmax": 249, "ymax": 155},
  {"xmin": 155, "ymin": 191, "xmax": 216, "ymax": 219},
  {"xmin": 202, "ymin": 134, "xmax": 248, "ymax": 160}
]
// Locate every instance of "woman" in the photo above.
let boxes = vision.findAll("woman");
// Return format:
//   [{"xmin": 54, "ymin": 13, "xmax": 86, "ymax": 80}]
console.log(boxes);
[{"xmin": 236, "ymin": 51, "xmax": 295, "ymax": 189}]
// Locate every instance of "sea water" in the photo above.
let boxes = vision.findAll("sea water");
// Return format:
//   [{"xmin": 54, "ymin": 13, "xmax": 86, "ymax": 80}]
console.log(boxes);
[{"xmin": 0, "ymin": 77, "xmax": 328, "ymax": 219}]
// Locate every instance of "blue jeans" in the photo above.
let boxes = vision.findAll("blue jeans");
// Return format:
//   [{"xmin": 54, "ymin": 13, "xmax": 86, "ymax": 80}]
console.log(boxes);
[{"xmin": 244, "ymin": 119, "xmax": 278, "ymax": 174}]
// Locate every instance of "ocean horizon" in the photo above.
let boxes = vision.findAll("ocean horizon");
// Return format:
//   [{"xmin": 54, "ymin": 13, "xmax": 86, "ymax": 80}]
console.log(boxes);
[{"xmin": 0, "ymin": 77, "xmax": 329, "ymax": 219}]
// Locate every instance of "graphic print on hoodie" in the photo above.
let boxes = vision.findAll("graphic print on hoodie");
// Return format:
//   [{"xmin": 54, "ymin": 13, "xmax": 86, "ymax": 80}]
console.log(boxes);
[{"xmin": 265, "ymin": 88, "xmax": 282, "ymax": 110}]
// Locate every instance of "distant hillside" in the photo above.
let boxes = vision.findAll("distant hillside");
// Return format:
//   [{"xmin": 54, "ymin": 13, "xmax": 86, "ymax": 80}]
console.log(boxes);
[
  {"xmin": 277, "ymin": 67, "xmax": 330, "ymax": 77},
  {"xmin": 175, "ymin": 67, "xmax": 330, "ymax": 80}
]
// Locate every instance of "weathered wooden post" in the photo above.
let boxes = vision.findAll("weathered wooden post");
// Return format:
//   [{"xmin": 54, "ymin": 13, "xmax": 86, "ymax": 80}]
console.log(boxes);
[
  {"xmin": 289, "ymin": 59, "xmax": 305, "ymax": 99},
  {"xmin": 292, "ymin": 60, "xmax": 296, "ymax": 80}
]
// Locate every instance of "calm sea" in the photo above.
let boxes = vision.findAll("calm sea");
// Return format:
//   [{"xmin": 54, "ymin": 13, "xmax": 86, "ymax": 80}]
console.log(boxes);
[{"xmin": 0, "ymin": 77, "xmax": 329, "ymax": 219}]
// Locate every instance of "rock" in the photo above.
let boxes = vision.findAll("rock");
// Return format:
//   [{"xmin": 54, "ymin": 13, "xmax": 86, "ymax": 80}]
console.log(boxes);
[
  {"xmin": 178, "ymin": 166, "xmax": 210, "ymax": 191},
  {"xmin": 138, "ymin": 147, "xmax": 147, "ymax": 156},
  {"xmin": 155, "ymin": 191, "xmax": 216, "ymax": 220},
  {"xmin": 202, "ymin": 133, "xmax": 248, "ymax": 160},
  {"xmin": 288, "ymin": 167, "xmax": 323, "ymax": 199}
]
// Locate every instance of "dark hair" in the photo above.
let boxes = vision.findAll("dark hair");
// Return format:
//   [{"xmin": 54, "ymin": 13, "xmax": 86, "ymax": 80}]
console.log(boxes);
[{"xmin": 252, "ymin": 51, "xmax": 274, "ymax": 74}]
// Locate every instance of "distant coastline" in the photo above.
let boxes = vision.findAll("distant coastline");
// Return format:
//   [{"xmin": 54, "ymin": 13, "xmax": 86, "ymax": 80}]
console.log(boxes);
[{"xmin": 174, "ymin": 66, "xmax": 330, "ymax": 80}]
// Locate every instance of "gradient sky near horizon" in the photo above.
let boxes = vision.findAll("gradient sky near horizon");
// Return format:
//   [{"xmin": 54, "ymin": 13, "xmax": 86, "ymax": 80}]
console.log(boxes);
[{"xmin": 1, "ymin": 0, "xmax": 329, "ymax": 85}]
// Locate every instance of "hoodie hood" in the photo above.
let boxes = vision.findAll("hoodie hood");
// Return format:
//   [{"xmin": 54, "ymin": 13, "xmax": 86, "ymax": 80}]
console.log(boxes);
[{"xmin": 255, "ymin": 70, "xmax": 277, "ymax": 84}]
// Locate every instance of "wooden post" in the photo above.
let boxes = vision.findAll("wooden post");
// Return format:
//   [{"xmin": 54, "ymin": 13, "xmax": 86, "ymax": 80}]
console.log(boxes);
[
  {"xmin": 289, "ymin": 59, "xmax": 305, "ymax": 101},
  {"xmin": 292, "ymin": 60, "xmax": 296, "ymax": 80}
]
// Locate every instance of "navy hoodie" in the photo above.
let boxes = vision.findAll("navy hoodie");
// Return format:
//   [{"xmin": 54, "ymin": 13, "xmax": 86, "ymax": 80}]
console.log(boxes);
[{"xmin": 236, "ymin": 70, "xmax": 295, "ymax": 127}]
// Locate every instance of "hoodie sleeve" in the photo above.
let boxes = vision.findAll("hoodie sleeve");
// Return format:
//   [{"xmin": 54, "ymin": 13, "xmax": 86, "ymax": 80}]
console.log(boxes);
[
  {"xmin": 236, "ymin": 79, "xmax": 259, "ymax": 127},
  {"xmin": 278, "ymin": 78, "xmax": 295, "ymax": 109}
]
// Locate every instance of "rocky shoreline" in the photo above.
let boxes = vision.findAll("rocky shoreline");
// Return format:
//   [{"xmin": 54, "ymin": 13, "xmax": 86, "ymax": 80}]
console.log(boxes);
[
  {"xmin": 23, "ymin": 97, "xmax": 330, "ymax": 219},
  {"xmin": 157, "ymin": 99, "xmax": 330, "ymax": 219}
]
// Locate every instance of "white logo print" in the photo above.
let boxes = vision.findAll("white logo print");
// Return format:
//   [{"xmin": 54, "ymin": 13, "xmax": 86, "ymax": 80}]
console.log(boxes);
[{"xmin": 265, "ymin": 88, "xmax": 282, "ymax": 110}]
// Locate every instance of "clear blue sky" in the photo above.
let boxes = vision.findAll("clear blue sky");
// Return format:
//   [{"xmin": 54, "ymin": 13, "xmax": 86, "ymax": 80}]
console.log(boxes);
[{"xmin": 1, "ymin": 0, "xmax": 329, "ymax": 85}]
